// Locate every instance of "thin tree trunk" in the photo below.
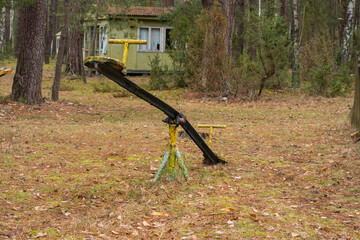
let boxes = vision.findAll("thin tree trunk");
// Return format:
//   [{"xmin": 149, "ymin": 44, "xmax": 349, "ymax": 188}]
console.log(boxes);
[
  {"xmin": 88, "ymin": 0, "xmax": 100, "ymax": 77},
  {"xmin": 12, "ymin": 0, "xmax": 47, "ymax": 105},
  {"xmin": 65, "ymin": 0, "xmax": 86, "ymax": 84},
  {"xmin": 355, "ymin": 0, "xmax": 360, "ymax": 29},
  {"xmin": 4, "ymin": 2, "xmax": 11, "ymax": 54},
  {"xmin": 45, "ymin": 0, "xmax": 58, "ymax": 64},
  {"xmin": 66, "ymin": 0, "xmax": 83, "ymax": 75},
  {"xmin": 79, "ymin": 32, "xmax": 86, "ymax": 84},
  {"xmin": 351, "ymin": 52, "xmax": 360, "ymax": 129},
  {"xmin": 52, "ymin": 0, "xmax": 70, "ymax": 101},
  {"xmin": 339, "ymin": 0, "xmax": 348, "ymax": 49},
  {"xmin": 235, "ymin": 0, "xmax": 245, "ymax": 58},
  {"xmin": 52, "ymin": 0, "xmax": 58, "ymax": 59},
  {"xmin": 200, "ymin": 0, "xmax": 213, "ymax": 89},
  {"xmin": 280, "ymin": 0, "xmax": 288, "ymax": 21},
  {"xmin": 290, "ymin": 0, "xmax": 300, "ymax": 88},
  {"xmin": 249, "ymin": 0, "xmax": 258, "ymax": 60}
]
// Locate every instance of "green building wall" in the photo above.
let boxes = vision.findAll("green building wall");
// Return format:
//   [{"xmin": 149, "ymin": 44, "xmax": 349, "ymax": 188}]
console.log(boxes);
[{"xmin": 84, "ymin": 18, "xmax": 174, "ymax": 74}]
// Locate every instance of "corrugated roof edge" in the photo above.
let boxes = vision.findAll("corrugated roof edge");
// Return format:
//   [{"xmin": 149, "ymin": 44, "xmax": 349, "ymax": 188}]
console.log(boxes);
[{"xmin": 108, "ymin": 6, "xmax": 174, "ymax": 17}]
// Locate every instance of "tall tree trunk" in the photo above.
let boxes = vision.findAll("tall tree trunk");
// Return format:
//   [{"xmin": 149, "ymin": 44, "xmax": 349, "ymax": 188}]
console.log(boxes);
[
  {"xmin": 66, "ymin": 1, "xmax": 84, "ymax": 76},
  {"xmin": 351, "ymin": 52, "xmax": 360, "ymax": 129},
  {"xmin": 290, "ymin": 0, "xmax": 300, "ymax": 88},
  {"xmin": 79, "ymin": 32, "xmax": 86, "ymax": 84},
  {"xmin": 355, "ymin": 0, "xmax": 360, "ymax": 29},
  {"xmin": 200, "ymin": 0, "xmax": 213, "ymax": 89},
  {"xmin": 249, "ymin": 0, "xmax": 258, "ymax": 60},
  {"xmin": 235, "ymin": 0, "xmax": 245, "ymax": 58},
  {"xmin": 52, "ymin": 0, "xmax": 59, "ymax": 59},
  {"xmin": 45, "ymin": 0, "xmax": 58, "ymax": 64},
  {"xmin": 280, "ymin": 0, "xmax": 288, "ymax": 21},
  {"xmin": 52, "ymin": 0, "xmax": 70, "ymax": 101},
  {"xmin": 87, "ymin": 0, "xmax": 100, "ymax": 77},
  {"xmin": 339, "ymin": 0, "xmax": 348, "ymax": 50},
  {"xmin": 66, "ymin": 0, "xmax": 86, "ymax": 84},
  {"xmin": 12, "ymin": 0, "xmax": 47, "ymax": 105},
  {"xmin": 218, "ymin": 0, "xmax": 236, "ymax": 58},
  {"xmin": 4, "ymin": 2, "xmax": 11, "ymax": 54}
]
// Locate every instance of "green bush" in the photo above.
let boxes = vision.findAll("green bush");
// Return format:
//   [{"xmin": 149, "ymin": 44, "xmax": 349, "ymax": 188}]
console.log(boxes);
[
  {"xmin": 148, "ymin": 54, "xmax": 169, "ymax": 90},
  {"xmin": 300, "ymin": 32, "xmax": 352, "ymax": 97}
]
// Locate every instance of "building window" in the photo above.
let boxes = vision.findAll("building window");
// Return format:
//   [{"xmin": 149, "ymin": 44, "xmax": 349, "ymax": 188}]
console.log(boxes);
[
  {"xmin": 138, "ymin": 27, "xmax": 172, "ymax": 52},
  {"xmin": 165, "ymin": 28, "xmax": 172, "ymax": 50}
]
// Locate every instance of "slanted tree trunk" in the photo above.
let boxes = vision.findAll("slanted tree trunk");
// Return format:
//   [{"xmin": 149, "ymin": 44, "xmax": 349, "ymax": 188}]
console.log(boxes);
[
  {"xmin": 88, "ymin": 0, "xmax": 100, "ymax": 77},
  {"xmin": 12, "ymin": 0, "xmax": 47, "ymax": 105},
  {"xmin": 45, "ymin": 0, "xmax": 58, "ymax": 64},
  {"xmin": 52, "ymin": 0, "xmax": 70, "ymax": 101},
  {"xmin": 351, "ymin": 52, "xmax": 360, "ymax": 129},
  {"xmin": 66, "ymin": 0, "xmax": 86, "ymax": 82}
]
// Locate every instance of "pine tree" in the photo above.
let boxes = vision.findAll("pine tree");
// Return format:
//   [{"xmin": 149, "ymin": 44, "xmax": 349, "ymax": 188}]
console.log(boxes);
[{"xmin": 12, "ymin": 0, "xmax": 47, "ymax": 105}]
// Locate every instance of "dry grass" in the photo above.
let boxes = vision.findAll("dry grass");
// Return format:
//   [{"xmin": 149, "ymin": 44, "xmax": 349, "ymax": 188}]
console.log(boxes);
[{"xmin": 0, "ymin": 60, "xmax": 360, "ymax": 239}]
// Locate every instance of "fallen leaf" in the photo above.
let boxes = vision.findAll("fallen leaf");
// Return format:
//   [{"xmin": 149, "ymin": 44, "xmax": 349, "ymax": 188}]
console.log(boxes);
[
  {"xmin": 34, "ymin": 232, "xmax": 47, "ymax": 238},
  {"xmin": 220, "ymin": 207, "xmax": 234, "ymax": 212},
  {"xmin": 151, "ymin": 211, "xmax": 164, "ymax": 217},
  {"xmin": 249, "ymin": 213, "xmax": 256, "ymax": 218}
]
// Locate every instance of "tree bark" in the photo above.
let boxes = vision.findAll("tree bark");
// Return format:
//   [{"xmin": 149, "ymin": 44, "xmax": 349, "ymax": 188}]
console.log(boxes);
[
  {"xmin": 351, "ymin": 52, "xmax": 360, "ymax": 129},
  {"xmin": 4, "ymin": 2, "xmax": 11, "ymax": 54},
  {"xmin": 52, "ymin": 0, "xmax": 70, "ymax": 101},
  {"xmin": 355, "ymin": 0, "xmax": 360, "ymax": 29},
  {"xmin": 202, "ymin": 0, "xmax": 213, "ymax": 9},
  {"xmin": 339, "ymin": 0, "xmax": 348, "ymax": 50},
  {"xmin": 280, "ymin": 0, "xmax": 288, "ymax": 21},
  {"xmin": 248, "ymin": 0, "xmax": 258, "ymax": 60},
  {"xmin": 45, "ymin": 0, "xmax": 58, "ymax": 64},
  {"xmin": 66, "ymin": 0, "xmax": 86, "ymax": 84},
  {"xmin": 88, "ymin": 0, "xmax": 100, "ymax": 77},
  {"xmin": 218, "ymin": 0, "xmax": 236, "ymax": 58},
  {"xmin": 290, "ymin": 0, "xmax": 300, "ymax": 88},
  {"xmin": 12, "ymin": 0, "xmax": 47, "ymax": 105},
  {"xmin": 66, "ymin": 0, "xmax": 85, "ymax": 77},
  {"xmin": 235, "ymin": 0, "xmax": 245, "ymax": 58}
]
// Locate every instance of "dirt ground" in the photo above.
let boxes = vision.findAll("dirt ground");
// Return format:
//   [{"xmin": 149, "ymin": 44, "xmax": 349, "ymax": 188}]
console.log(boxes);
[{"xmin": 1, "ymin": 62, "xmax": 360, "ymax": 239}]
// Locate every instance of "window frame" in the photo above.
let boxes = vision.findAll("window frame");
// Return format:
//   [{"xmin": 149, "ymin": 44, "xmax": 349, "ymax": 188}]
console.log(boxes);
[{"xmin": 137, "ymin": 26, "xmax": 172, "ymax": 53}]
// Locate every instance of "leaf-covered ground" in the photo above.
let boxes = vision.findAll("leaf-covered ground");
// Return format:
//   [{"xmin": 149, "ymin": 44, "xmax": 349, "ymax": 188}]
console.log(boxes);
[{"xmin": 1, "ymin": 62, "xmax": 360, "ymax": 239}]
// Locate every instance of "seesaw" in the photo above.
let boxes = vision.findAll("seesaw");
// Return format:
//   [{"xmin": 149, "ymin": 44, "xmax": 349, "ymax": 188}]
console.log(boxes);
[
  {"xmin": 0, "ymin": 67, "xmax": 11, "ymax": 77},
  {"xmin": 84, "ymin": 39, "xmax": 226, "ymax": 181}
]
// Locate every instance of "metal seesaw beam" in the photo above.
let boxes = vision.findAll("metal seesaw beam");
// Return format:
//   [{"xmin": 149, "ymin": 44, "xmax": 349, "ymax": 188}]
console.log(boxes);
[{"xmin": 84, "ymin": 57, "xmax": 226, "ymax": 165}]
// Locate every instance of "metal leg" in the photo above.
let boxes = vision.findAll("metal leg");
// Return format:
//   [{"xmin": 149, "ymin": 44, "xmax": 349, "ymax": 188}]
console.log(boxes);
[
  {"xmin": 175, "ymin": 150, "xmax": 189, "ymax": 181},
  {"xmin": 153, "ymin": 123, "xmax": 190, "ymax": 182},
  {"xmin": 153, "ymin": 151, "xmax": 169, "ymax": 182}
]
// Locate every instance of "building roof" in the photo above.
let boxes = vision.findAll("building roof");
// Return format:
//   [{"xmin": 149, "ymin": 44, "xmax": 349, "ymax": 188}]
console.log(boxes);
[{"xmin": 109, "ymin": 6, "xmax": 173, "ymax": 17}]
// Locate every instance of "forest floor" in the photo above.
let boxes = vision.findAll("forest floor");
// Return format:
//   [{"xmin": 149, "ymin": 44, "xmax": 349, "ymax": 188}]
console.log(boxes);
[{"xmin": 1, "ymin": 60, "xmax": 360, "ymax": 239}]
